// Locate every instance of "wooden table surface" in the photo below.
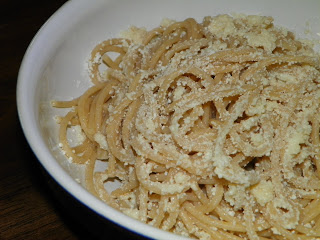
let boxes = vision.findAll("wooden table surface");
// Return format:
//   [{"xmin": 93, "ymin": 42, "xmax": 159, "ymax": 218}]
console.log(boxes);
[{"xmin": 0, "ymin": 1, "xmax": 149, "ymax": 239}]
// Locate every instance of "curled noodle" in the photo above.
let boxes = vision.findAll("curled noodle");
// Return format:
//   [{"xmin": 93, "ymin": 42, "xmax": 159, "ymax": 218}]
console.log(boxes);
[{"xmin": 53, "ymin": 14, "xmax": 320, "ymax": 239}]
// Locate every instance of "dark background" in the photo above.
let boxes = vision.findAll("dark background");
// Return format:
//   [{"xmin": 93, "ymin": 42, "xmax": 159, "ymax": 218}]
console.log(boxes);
[{"xmin": 0, "ymin": 1, "xmax": 149, "ymax": 239}]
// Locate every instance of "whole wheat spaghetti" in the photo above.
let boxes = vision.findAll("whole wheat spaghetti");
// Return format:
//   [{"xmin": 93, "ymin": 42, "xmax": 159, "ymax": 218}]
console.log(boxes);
[{"xmin": 52, "ymin": 14, "xmax": 320, "ymax": 239}]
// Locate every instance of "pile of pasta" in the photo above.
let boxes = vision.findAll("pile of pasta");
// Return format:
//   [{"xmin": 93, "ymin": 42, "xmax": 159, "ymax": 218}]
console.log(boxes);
[{"xmin": 52, "ymin": 15, "xmax": 320, "ymax": 239}]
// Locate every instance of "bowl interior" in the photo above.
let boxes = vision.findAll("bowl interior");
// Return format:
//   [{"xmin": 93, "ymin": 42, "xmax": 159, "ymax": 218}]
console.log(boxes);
[{"xmin": 17, "ymin": 0, "xmax": 320, "ymax": 239}]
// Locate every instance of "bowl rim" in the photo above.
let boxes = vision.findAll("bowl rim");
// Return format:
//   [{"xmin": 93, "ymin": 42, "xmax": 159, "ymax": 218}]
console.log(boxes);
[{"xmin": 16, "ymin": 0, "xmax": 188, "ymax": 239}]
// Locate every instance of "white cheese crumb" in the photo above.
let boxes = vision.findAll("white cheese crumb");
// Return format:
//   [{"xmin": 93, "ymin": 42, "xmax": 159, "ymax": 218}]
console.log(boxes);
[
  {"xmin": 250, "ymin": 180, "xmax": 274, "ymax": 206},
  {"xmin": 120, "ymin": 26, "xmax": 147, "ymax": 45},
  {"xmin": 94, "ymin": 132, "xmax": 109, "ymax": 150}
]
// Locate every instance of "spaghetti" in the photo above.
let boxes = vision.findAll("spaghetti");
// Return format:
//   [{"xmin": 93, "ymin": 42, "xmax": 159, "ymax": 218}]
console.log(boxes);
[{"xmin": 52, "ymin": 14, "xmax": 320, "ymax": 239}]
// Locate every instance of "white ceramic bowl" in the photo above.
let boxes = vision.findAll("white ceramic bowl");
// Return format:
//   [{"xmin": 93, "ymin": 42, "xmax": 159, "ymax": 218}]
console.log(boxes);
[{"xmin": 17, "ymin": 0, "xmax": 320, "ymax": 239}]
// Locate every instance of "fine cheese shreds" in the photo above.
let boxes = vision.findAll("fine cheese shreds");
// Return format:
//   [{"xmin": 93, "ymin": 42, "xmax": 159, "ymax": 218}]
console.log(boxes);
[
  {"xmin": 250, "ymin": 180, "xmax": 274, "ymax": 206},
  {"xmin": 207, "ymin": 14, "xmax": 278, "ymax": 53},
  {"xmin": 56, "ymin": 13, "xmax": 320, "ymax": 240},
  {"xmin": 119, "ymin": 26, "xmax": 147, "ymax": 45}
]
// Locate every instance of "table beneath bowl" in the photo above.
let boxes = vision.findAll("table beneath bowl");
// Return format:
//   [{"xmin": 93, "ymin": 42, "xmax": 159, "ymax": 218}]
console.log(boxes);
[{"xmin": 0, "ymin": 1, "xmax": 148, "ymax": 239}]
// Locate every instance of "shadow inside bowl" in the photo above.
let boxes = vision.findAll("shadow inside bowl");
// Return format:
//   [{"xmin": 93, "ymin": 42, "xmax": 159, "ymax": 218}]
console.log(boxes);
[{"xmin": 42, "ymin": 166, "xmax": 152, "ymax": 240}]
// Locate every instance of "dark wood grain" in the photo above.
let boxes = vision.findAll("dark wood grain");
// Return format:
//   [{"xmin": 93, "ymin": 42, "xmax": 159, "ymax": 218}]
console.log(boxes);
[{"xmin": 0, "ymin": 1, "xmax": 149, "ymax": 239}]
